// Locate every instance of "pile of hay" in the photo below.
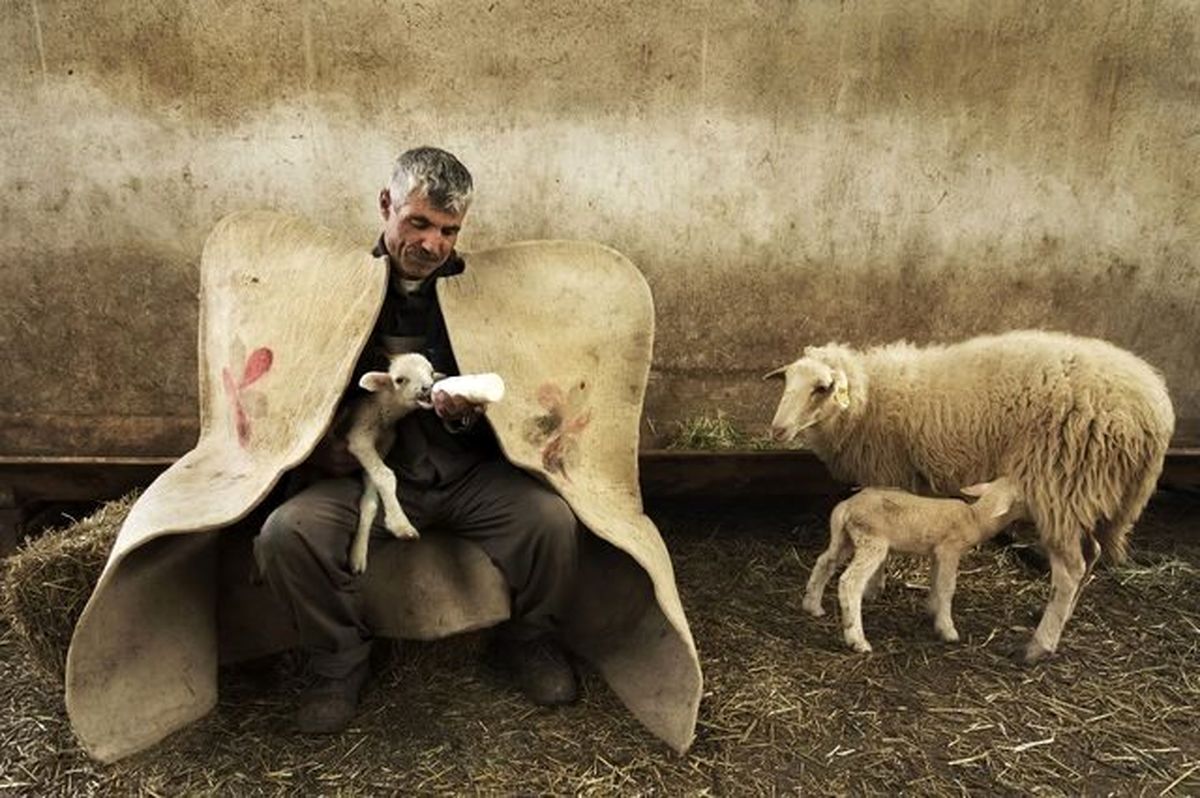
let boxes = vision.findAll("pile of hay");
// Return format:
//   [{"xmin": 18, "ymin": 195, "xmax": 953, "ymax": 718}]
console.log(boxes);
[{"xmin": 1, "ymin": 492, "xmax": 137, "ymax": 684}]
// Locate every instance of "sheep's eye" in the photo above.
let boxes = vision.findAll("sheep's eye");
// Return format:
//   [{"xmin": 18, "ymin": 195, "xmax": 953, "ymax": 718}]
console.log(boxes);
[
  {"xmin": 395, "ymin": 376, "xmax": 407, "ymax": 385},
  {"xmin": 812, "ymin": 383, "xmax": 831, "ymax": 396}
]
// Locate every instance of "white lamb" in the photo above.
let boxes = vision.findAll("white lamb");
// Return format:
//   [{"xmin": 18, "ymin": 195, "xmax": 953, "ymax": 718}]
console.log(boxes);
[
  {"xmin": 346, "ymin": 355, "xmax": 507, "ymax": 574},
  {"xmin": 803, "ymin": 478, "xmax": 1026, "ymax": 653},
  {"xmin": 766, "ymin": 329, "xmax": 1174, "ymax": 662},
  {"xmin": 346, "ymin": 352, "xmax": 438, "ymax": 574}
]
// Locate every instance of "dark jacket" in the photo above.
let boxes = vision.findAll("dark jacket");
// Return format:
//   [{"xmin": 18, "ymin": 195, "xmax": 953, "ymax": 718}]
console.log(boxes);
[{"xmin": 346, "ymin": 240, "xmax": 498, "ymax": 486}]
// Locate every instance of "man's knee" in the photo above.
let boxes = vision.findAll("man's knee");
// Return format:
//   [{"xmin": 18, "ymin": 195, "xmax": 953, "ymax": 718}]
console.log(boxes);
[
  {"xmin": 525, "ymin": 490, "xmax": 579, "ymax": 563},
  {"xmin": 254, "ymin": 502, "xmax": 310, "ymax": 572}
]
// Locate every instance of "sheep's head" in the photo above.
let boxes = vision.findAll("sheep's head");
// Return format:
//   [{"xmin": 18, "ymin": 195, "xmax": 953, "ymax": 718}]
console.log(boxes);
[
  {"xmin": 960, "ymin": 476, "xmax": 1027, "ymax": 524},
  {"xmin": 359, "ymin": 352, "xmax": 437, "ymax": 409},
  {"xmin": 764, "ymin": 354, "xmax": 851, "ymax": 443}
]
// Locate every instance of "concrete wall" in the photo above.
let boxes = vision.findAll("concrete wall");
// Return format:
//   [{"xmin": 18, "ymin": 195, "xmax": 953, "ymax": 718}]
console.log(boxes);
[{"xmin": 2, "ymin": 0, "xmax": 1197, "ymax": 456}]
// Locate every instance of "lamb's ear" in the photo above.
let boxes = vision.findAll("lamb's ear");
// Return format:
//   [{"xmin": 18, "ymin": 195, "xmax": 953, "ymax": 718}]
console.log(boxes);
[
  {"xmin": 432, "ymin": 371, "xmax": 447, "ymax": 382},
  {"xmin": 990, "ymin": 495, "xmax": 1014, "ymax": 519},
  {"xmin": 762, "ymin": 364, "xmax": 789, "ymax": 381},
  {"xmin": 359, "ymin": 372, "xmax": 393, "ymax": 393},
  {"xmin": 959, "ymin": 481, "xmax": 992, "ymax": 498}
]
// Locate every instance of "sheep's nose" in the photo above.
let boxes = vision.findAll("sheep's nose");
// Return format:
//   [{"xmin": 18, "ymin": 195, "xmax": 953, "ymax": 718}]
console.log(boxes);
[{"xmin": 770, "ymin": 425, "xmax": 789, "ymax": 441}]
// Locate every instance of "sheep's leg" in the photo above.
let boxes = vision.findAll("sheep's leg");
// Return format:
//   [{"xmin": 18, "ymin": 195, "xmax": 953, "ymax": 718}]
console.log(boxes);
[
  {"xmin": 1025, "ymin": 540, "xmax": 1086, "ymax": 663},
  {"xmin": 803, "ymin": 507, "xmax": 850, "ymax": 617},
  {"xmin": 1065, "ymin": 532, "xmax": 1102, "ymax": 620},
  {"xmin": 930, "ymin": 548, "xmax": 961, "ymax": 643},
  {"xmin": 349, "ymin": 475, "xmax": 378, "ymax": 574},
  {"xmin": 838, "ymin": 538, "xmax": 888, "ymax": 653},
  {"xmin": 349, "ymin": 441, "xmax": 419, "ymax": 540}
]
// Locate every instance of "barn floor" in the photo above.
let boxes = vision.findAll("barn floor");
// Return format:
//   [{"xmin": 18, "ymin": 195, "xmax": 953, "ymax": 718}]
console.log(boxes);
[{"xmin": 2, "ymin": 491, "xmax": 1198, "ymax": 796}]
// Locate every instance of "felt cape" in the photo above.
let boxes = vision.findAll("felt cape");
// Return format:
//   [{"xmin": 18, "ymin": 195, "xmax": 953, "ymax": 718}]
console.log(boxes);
[{"xmin": 64, "ymin": 210, "xmax": 702, "ymax": 761}]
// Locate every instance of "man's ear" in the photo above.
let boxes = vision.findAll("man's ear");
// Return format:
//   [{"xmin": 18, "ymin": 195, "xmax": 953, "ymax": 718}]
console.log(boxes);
[
  {"xmin": 379, "ymin": 188, "xmax": 392, "ymax": 220},
  {"xmin": 359, "ymin": 372, "xmax": 393, "ymax": 393},
  {"xmin": 762, "ymin": 364, "xmax": 790, "ymax": 381}
]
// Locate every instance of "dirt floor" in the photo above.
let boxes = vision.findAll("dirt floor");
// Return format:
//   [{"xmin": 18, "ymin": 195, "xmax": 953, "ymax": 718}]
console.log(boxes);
[{"xmin": 2, "ymin": 490, "xmax": 1198, "ymax": 796}]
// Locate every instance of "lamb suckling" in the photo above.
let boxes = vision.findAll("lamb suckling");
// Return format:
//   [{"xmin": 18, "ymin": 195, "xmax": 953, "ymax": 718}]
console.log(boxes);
[
  {"xmin": 766, "ymin": 329, "xmax": 1174, "ymax": 662},
  {"xmin": 803, "ymin": 478, "xmax": 1026, "ymax": 653},
  {"xmin": 346, "ymin": 352, "xmax": 438, "ymax": 574}
]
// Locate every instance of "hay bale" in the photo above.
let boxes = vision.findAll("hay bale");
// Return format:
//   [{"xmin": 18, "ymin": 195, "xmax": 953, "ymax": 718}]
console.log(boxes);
[{"xmin": 1, "ymin": 492, "xmax": 138, "ymax": 684}]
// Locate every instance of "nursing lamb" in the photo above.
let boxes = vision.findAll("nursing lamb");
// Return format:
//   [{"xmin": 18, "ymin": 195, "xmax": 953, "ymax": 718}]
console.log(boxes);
[
  {"xmin": 766, "ymin": 329, "xmax": 1174, "ymax": 662},
  {"xmin": 346, "ymin": 352, "xmax": 437, "ymax": 574},
  {"xmin": 804, "ymin": 478, "xmax": 1026, "ymax": 653}
]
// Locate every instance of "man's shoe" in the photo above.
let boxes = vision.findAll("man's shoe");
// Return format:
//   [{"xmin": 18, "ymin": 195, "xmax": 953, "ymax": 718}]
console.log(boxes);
[
  {"xmin": 296, "ymin": 658, "xmax": 370, "ymax": 734},
  {"xmin": 490, "ymin": 636, "xmax": 579, "ymax": 706}
]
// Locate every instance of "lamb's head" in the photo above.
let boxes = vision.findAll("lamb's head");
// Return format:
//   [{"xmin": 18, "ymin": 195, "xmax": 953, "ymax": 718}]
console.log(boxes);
[
  {"xmin": 359, "ymin": 352, "xmax": 437, "ymax": 409},
  {"xmin": 764, "ymin": 352, "xmax": 852, "ymax": 443},
  {"xmin": 960, "ymin": 477, "xmax": 1027, "ymax": 526}
]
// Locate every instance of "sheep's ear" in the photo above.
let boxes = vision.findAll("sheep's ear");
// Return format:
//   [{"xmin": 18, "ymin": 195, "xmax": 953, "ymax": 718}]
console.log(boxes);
[
  {"xmin": 432, "ymin": 371, "xmax": 447, "ymax": 382},
  {"xmin": 959, "ymin": 481, "xmax": 992, "ymax": 498},
  {"xmin": 831, "ymin": 369, "xmax": 851, "ymax": 409},
  {"xmin": 762, "ymin": 364, "xmax": 789, "ymax": 381},
  {"xmin": 359, "ymin": 372, "xmax": 393, "ymax": 393}
]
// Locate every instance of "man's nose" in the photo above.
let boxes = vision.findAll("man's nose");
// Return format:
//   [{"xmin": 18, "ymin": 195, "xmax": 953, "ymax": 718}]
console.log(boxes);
[{"xmin": 419, "ymin": 232, "xmax": 446, "ymax": 254}]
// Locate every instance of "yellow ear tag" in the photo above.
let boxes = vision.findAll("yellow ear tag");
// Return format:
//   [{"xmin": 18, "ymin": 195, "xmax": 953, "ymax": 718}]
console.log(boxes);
[{"xmin": 834, "ymin": 385, "xmax": 850, "ymax": 410}]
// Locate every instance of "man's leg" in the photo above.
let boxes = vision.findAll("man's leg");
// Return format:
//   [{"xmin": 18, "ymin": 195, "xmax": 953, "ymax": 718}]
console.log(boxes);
[
  {"xmin": 254, "ymin": 476, "xmax": 431, "ymax": 731},
  {"xmin": 432, "ymin": 458, "xmax": 581, "ymax": 704}
]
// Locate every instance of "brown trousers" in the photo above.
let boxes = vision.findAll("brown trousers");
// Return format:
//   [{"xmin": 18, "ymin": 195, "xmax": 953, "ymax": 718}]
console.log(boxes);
[{"xmin": 253, "ymin": 457, "xmax": 580, "ymax": 678}]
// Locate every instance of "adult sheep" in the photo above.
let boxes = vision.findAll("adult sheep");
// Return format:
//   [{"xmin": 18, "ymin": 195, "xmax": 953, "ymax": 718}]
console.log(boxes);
[{"xmin": 765, "ymin": 329, "xmax": 1174, "ymax": 662}]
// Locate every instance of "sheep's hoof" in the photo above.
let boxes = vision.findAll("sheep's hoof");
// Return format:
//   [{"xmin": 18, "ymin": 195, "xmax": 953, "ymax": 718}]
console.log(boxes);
[
  {"xmin": 349, "ymin": 551, "xmax": 368, "ymax": 575},
  {"xmin": 801, "ymin": 599, "xmax": 825, "ymax": 618},
  {"xmin": 937, "ymin": 628, "xmax": 960, "ymax": 644},
  {"xmin": 846, "ymin": 638, "xmax": 872, "ymax": 654},
  {"xmin": 1023, "ymin": 640, "xmax": 1055, "ymax": 664}
]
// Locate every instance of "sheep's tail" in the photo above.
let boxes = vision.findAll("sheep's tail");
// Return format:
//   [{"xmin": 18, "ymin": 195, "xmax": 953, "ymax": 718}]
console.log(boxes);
[
  {"xmin": 1018, "ymin": 403, "xmax": 1171, "ymax": 568},
  {"xmin": 1096, "ymin": 449, "xmax": 1164, "ymax": 565}
]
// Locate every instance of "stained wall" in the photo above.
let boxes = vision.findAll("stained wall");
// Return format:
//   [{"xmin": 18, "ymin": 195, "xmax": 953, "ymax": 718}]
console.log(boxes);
[{"xmin": 2, "ymin": 0, "xmax": 1197, "ymax": 455}]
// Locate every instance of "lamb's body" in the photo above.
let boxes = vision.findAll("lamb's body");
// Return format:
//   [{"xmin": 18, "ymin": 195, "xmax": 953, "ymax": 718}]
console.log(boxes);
[
  {"xmin": 803, "ymin": 479, "xmax": 1025, "ymax": 652},
  {"xmin": 346, "ymin": 353, "xmax": 437, "ymax": 574},
  {"xmin": 769, "ymin": 330, "xmax": 1174, "ymax": 661}
]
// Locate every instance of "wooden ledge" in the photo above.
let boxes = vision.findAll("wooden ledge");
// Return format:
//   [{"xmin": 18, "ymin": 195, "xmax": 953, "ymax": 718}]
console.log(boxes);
[{"xmin": 2, "ymin": 448, "xmax": 1197, "ymax": 506}]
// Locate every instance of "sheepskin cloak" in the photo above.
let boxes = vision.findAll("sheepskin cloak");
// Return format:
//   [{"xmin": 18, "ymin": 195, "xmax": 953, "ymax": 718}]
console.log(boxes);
[{"xmin": 64, "ymin": 211, "xmax": 702, "ymax": 762}]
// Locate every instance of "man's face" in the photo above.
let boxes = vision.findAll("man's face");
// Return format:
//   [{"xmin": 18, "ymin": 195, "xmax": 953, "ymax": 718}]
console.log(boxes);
[{"xmin": 379, "ymin": 188, "xmax": 466, "ymax": 280}]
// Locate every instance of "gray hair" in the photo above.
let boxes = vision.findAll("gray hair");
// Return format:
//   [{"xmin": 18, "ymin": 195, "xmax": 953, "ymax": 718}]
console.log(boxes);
[{"xmin": 388, "ymin": 146, "xmax": 474, "ymax": 215}]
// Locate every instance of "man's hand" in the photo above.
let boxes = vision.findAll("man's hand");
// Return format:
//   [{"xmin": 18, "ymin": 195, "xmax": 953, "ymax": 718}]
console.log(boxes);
[{"xmin": 432, "ymin": 390, "xmax": 484, "ymax": 424}]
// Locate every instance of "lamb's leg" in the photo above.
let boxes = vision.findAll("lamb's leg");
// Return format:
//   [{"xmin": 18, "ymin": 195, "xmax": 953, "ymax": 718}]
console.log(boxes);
[
  {"xmin": 349, "ymin": 441, "xmax": 419, "ymax": 540},
  {"xmin": 864, "ymin": 565, "xmax": 887, "ymax": 601},
  {"xmin": 930, "ymin": 548, "xmax": 961, "ymax": 643},
  {"xmin": 925, "ymin": 556, "xmax": 942, "ymax": 616},
  {"xmin": 1025, "ymin": 538, "xmax": 1086, "ymax": 663},
  {"xmin": 837, "ymin": 537, "xmax": 888, "ymax": 653},
  {"xmin": 803, "ymin": 506, "xmax": 849, "ymax": 617},
  {"xmin": 349, "ymin": 476, "xmax": 378, "ymax": 574}
]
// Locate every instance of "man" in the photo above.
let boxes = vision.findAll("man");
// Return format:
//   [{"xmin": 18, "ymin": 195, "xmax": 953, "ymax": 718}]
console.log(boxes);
[{"xmin": 254, "ymin": 147, "xmax": 581, "ymax": 734}]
